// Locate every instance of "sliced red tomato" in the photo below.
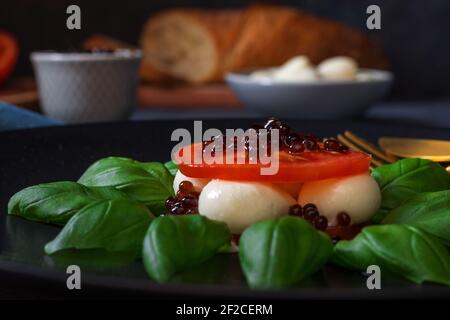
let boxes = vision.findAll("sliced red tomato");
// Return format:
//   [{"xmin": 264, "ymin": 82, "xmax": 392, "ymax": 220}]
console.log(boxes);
[
  {"xmin": 176, "ymin": 143, "xmax": 371, "ymax": 182},
  {"xmin": 0, "ymin": 31, "xmax": 19, "ymax": 85}
]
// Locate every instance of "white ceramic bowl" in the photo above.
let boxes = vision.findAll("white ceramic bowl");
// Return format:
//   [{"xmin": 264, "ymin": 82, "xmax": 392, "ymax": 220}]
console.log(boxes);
[
  {"xmin": 31, "ymin": 50, "xmax": 141, "ymax": 123},
  {"xmin": 226, "ymin": 69, "xmax": 393, "ymax": 119}
]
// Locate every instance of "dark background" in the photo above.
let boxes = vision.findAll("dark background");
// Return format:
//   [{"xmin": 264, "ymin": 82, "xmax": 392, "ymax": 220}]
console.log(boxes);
[{"xmin": 1, "ymin": 0, "xmax": 449, "ymax": 100}]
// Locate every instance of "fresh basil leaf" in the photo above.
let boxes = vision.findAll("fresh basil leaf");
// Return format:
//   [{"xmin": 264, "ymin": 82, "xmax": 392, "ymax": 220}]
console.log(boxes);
[
  {"xmin": 8, "ymin": 181, "xmax": 127, "ymax": 225},
  {"xmin": 164, "ymin": 160, "xmax": 178, "ymax": 176},
  {"xmin": 239, "ymin": 216, "xmax": 333, "ymax": 289},
  {"xmin": 45, "ymin": 198, "xmax": 153, "ymax": 256},
  {"xmin": 79, "ymin": 157, "xmax": 174, "ymax": 215},
  {"xmin": 142, "ymin": 215, "xmax": 231, "ymax": 283},
  {"xmin": 382, "ymin": 190, "xmax": 450, "ymax": 246},
  {"xmin": 332, "ymin": 224, "xmax": 450, "ymax": 285},
  {"xmin": 371, "ymin": 158, "xmax": 450, "ymax": 223}
]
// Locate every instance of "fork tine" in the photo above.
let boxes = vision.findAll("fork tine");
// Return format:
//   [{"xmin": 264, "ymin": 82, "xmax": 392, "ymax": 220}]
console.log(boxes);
[
  {"xmin": 337, "ymin": 134, "xmax": 385, "ymax": 168},
  {"xmin": 344, "ymin": 131, "xmax": 398, "ymax": 163}
]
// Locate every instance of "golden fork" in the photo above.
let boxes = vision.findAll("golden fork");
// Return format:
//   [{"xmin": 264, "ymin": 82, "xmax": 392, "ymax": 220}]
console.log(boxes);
[{"xmin": 336, "ymin": 131, "xmax": 450, "ymax": 173}]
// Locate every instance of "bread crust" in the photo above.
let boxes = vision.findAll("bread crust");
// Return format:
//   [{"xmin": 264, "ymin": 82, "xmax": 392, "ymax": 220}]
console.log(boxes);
[{"xmin": 140, "ymin": 9, "xmax": 243, "ymax": 82}]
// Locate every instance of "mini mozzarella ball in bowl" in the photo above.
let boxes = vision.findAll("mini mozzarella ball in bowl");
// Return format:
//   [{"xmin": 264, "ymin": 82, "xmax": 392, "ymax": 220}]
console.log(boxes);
[
  {"xmin": 317, "ymin": 56, "xmax": 358, "ymax": 80},
  {"xmin": 298, "ymin": 174, "xmax": 381, "ymax": 226},
  {"xmin": 199, "ymin": 180, "xmax": 296, "ymax": 234},
  {"xmin": 173, "ymin": 170, "xmax": 210, "ymax": 193},
  {"xmin": 272, "ymin": 56, "xmax": 318, "ymax": 82}
]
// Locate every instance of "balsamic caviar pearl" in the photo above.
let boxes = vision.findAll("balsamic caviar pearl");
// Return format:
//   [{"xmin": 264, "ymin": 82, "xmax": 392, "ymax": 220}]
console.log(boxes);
[
  {"xmin": 264, "ymin": 117, "xmax": 282, "ymax": 129},
  {"xmin": 303, "ymin": 203, "xmax": 318, "ymax": 212},
  {"xmin": 170, "ymin": 204, "xmax": 185, "ymax": 215},
  {"xmin": 314, "ymin": 216, "xmax": 328, "ymax": 231},
  {"xmin": 179, "ymin": 180, "xmax": 194, "ymax": 193},
  {"xmin": 165, "ymin": 197, "xmax": 176, "ymax": 210},
  {"xmin": 340, "ymin": 145, "xmax": 350, "ymax": 153},
  {"xmin": 289, "ymin": 204, "xmax": 303, "ymax": 217},
  {"xmin": 190, "ymin": 191, "xmax": 200, "ymax": 198},
  {"xmin": 304, "ymin": 209, "xmax": 319, "ymax": 221},
  {"xmin": 288, "ymin": 140, "xmax": 305, "ymax": 154},
  {"xmin": 279, "ymin": 124, "xmax": 291, "ymax": 137},
  {"xmin": 303, "ymin": 138, "xmax": 319, "ymax": 151},
  {"xmin": 182, "ymin": 194, "xmax": 198, "ymax": 208},
  {"xmin": 324, "ymin": 138, "xmax": 341, "ymax": 152},
  {"xmin": 176, "ymin": 189, "xmax": 188, "ymax": 199},
  {"xmin": 286, "ymin": 133, "xmax": 300, "ymax": 145},
  {"xmin": 337, "ymin": 211, "xmax": 351, "ymax": 226}
]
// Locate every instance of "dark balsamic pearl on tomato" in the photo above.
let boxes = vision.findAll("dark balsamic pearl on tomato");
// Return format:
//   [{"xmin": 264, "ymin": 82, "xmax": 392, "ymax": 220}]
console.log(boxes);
[
  {"xmin": 289, "ymin": 140, "xmax": 305, "ymax": 154},
  {"xmin": 279, "ymin": 124, "xmax": 291, "ymax": 137},
  {"xmin": 303, "ymin": 138, "xmax": 319, "ymax": 151},
  {"xmin": 264, "ymin": 117, "xmax": 282, "ymax": 129},
  {"xmin": 340, "ymin": 145, "xmax": 350, "ymax": 153},
  {"xmin": 323, "ymin": 138, "xmax": 341, "ymax": 152},
  {"xmin": 286, "ymin": 133, "xmax": 300, "ymax": 145},
  {"xmin": 337, "ymin": 211, "xmax": 351, "ymax": 226}
]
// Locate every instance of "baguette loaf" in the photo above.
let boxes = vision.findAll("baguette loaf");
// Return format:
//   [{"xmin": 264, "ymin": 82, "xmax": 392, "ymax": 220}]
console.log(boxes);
[
  {"xmin": 140, "ymin": 9, "xmax": 244, "ymax": 83},
  {"xmin": 139, "ymin": 5, "xmax": 388, "ymax": 83}
]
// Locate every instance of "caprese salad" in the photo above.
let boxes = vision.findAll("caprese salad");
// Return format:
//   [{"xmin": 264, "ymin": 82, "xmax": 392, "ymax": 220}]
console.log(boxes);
[{"xmin": 169, "ymin": 118, "xmax": 380, "ymax": 240}]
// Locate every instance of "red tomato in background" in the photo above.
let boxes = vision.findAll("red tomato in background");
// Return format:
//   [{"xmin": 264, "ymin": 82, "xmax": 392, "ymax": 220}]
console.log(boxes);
[{"xmin": 0, "ymin": 31, "xmax": 19, "ymax": 86}]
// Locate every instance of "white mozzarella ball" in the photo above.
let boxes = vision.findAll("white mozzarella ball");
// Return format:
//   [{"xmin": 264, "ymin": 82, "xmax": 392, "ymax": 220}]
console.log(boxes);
[
  {"xmin": 317, "ymin": 56, "xmax": 358, "ymax": 80},
  {"xmin": 199, "ymin": 180, "xmax": 296, "ymax": 234},
  {"xmin": 298, "ymin": 174, "xmax": 381, "ymax": 225},
  {"xmin": 274, "ymin": 67, "xmax": 318, "ymax": 82},
  {"xmin": 250, "ymin": 68, "xmax": 275, "ymax": 80},
  {"xmin": 273, "ymin": 56, "xmax": 318, "ymax": 82},
  {"xmin": 173, "ymin": 170, "xmax": 210, "ymax": 193}
]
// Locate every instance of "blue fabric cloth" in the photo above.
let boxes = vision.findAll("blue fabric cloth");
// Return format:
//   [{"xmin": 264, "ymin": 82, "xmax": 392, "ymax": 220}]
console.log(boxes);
[{"xmin": 0, "ymin": 102, "xmax": 60, "ymax": 131}]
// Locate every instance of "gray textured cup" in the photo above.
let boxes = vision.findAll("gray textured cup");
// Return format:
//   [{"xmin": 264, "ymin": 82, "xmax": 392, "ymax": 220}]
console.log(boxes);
[{"xmin": 31, "ymin": 50, "xmax": 141, "ymax": 123}]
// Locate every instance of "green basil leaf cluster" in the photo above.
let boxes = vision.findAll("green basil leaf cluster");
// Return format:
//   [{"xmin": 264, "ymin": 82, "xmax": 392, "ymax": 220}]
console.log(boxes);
[
  {"xmin": 371, "ymin": 158, "xmax": 450, "ymax": 223},
  {"xmin": 142, "ymin": 215, "xmax": 231, "ymax": 282},
  {"xmin": 8, "ymin": 181, "xmax": 128, "ymax": 224},
  {"xmin": 332, "ymin": 224, "xmax": 450, "ymax": 285},
  {"xmin": 239, "ymin": 216, "xmax": 333, "ymax": 289},
  {"xmin": 46, "ymin": 198, "xmax": 153, "ymax": 256},
  {"xmin": 382, "ymin": 190, "xmax": 450, "ymax": 246},
  {"xmin": 79, "ymin": 157, "xmax": 174, "ymax": 215}
]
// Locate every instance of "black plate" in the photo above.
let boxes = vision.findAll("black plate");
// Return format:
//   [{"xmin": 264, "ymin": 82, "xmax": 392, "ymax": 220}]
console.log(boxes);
[{"xmin": 1, "ymin": 119, "xmax": 449, "ymax": 299}]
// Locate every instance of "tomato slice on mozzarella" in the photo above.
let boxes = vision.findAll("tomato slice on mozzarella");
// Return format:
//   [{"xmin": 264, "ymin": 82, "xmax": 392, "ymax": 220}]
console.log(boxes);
[{"xmin": 176, "ymin": 143, "xmax": 371, "ymax": 182}]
